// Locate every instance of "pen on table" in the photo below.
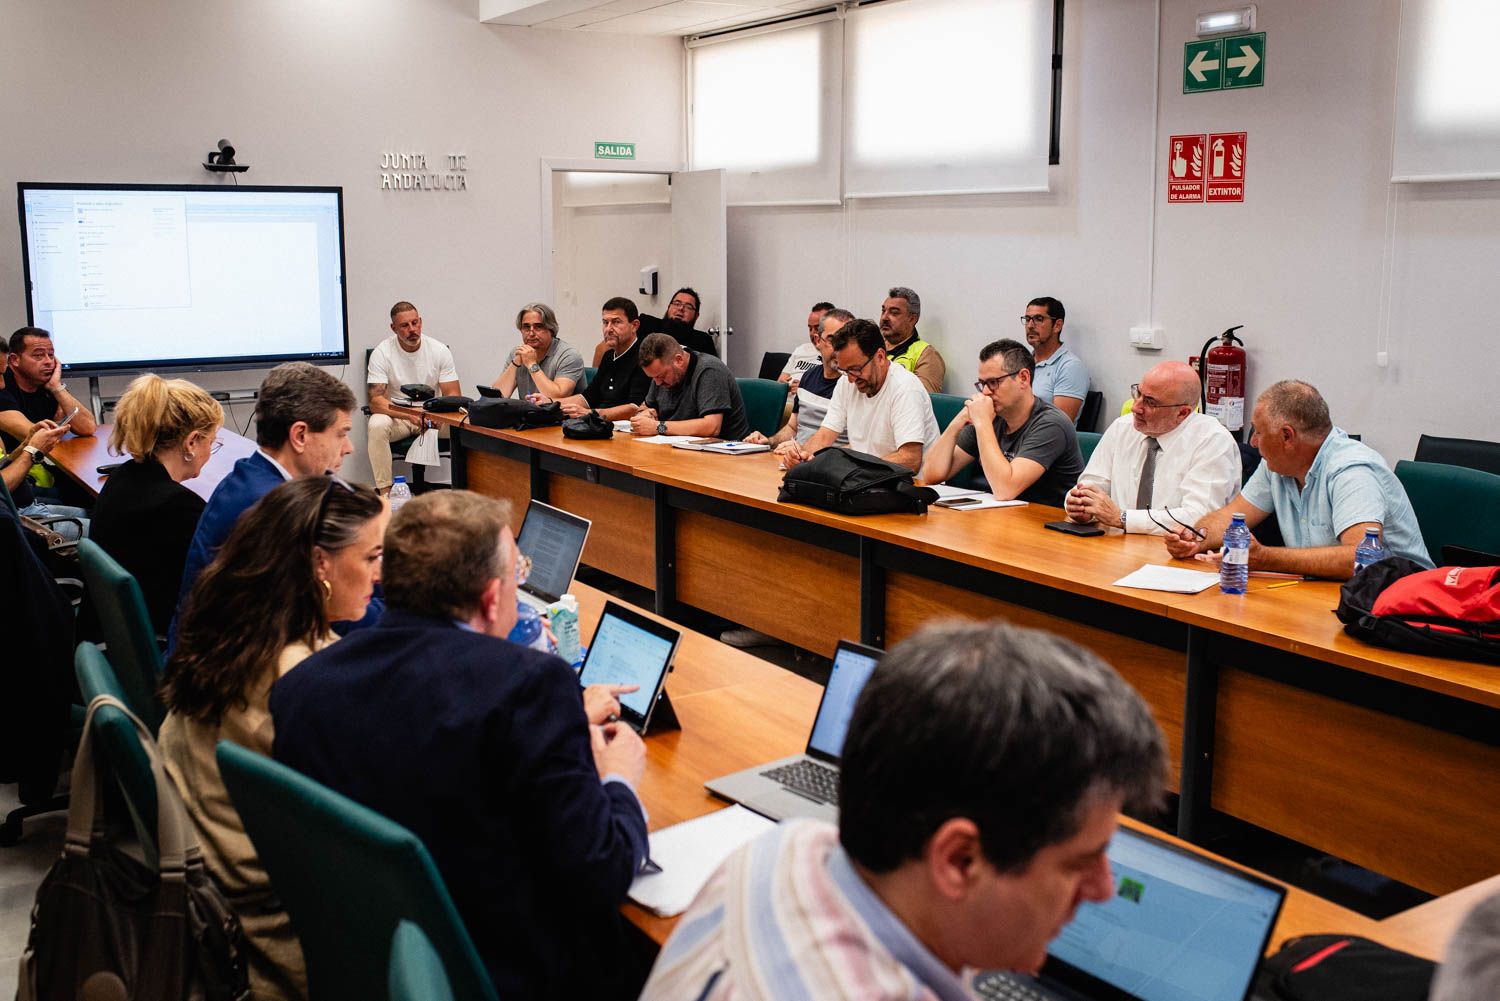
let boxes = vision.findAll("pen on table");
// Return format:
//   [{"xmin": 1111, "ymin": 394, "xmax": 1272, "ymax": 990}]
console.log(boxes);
[{"xmin": 1264, "ymin": 580, "xmax": 1301, "ymax": 590}]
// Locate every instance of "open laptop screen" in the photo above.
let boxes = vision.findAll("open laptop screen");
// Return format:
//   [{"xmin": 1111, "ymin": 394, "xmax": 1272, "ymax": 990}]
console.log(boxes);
[
  {"xmin": 1045, "ymin": 826, "xmax": 1285, "ymax": 1001},
  {"xmin": 515, "ymin": 501, "xmax": 590, "ymax": 604},
  {"xmin": 806, "ymin": 641, "xmax": 883, "ymax": 763}
]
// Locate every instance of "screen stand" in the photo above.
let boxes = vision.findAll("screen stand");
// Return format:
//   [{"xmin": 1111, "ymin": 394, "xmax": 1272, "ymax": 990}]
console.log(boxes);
[
  {"xmin": 644, "ymin": 689, "xmax": 681, "ymax": 735},
  {"xmin": 88, "ymin": 377, "xmax": 102, "ymax": 422}
]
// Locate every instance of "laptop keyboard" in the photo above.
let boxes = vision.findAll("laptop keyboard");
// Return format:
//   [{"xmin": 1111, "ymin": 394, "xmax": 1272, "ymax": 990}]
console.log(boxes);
[
  {"xmin": 971, "ymin": 972, "xmax": 1054, "ymax": 1001},
  {"xmin": 760, "ymin": 759, "xmax": 839, "ymax": 804}
]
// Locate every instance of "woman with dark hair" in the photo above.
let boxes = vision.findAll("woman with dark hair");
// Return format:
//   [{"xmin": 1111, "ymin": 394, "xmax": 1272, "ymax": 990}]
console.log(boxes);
[{"xmin": 160, "ymin": 476, "xmax": 387, "ymax": 1001}]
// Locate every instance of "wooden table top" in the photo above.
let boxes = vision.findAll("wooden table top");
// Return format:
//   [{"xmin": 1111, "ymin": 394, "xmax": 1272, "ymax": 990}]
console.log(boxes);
[
  {"xmin": 570, "ymin": 581, "xmax": 1446, "ymax": 957},
  {"xmin": 46, "ymin": 424, "xmax": 260, "ymax": 501}
]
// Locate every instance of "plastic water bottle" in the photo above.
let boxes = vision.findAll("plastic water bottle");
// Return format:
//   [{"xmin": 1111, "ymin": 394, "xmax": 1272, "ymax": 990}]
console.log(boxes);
[
  {"xmin": 1354, "ymin": 529, "xmax": 1386, "ymax": 573},
  {"xmin": 388, "ymin": 476, "xmax": 412, "ymax": 513},
  {"xmin": 1220, "ymin": 513, "xmax": 1251, "ymax": 594},
  {"xmin": 547, "ymin": 595, "xmax": 583, "ymax": 667},
  {"xmin": 508, "ymin": 601, "xmax": 555, "ymax": 654}
]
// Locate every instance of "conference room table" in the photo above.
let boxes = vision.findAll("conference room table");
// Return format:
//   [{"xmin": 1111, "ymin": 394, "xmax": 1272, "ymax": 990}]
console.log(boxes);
[
  {"xmin": 45, "ymin": 423, "xmax": 259, "ymax": 500},
  {"xmin": 397, "ymin": 406, "xmax": 1500, "ymax": 899},
  {"xmin": 568, "ymin": 580, "xmax": 1470, "ymax": 960}
]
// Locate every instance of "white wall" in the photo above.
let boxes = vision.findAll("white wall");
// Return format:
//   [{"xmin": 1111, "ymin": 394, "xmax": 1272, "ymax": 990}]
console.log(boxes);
[
  {"xmin": 0, "ymin": 0, "xmax": 683, "ymax": 480},
  {"xmin": 723, "ymin": 0, "xmax": 1500, "ymax": 461}
]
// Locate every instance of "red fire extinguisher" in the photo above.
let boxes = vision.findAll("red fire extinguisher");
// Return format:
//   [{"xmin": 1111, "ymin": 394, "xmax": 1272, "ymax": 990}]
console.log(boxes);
[{"xmin": 1198, "ymin": 326, "xmax": 1246, "ymax": 437}]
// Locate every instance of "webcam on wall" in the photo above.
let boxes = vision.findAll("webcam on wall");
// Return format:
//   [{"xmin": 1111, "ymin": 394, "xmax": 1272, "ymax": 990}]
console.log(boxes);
[{"xmin": 203, "ymin": 139, "xmax": 249, "ymax": 173}]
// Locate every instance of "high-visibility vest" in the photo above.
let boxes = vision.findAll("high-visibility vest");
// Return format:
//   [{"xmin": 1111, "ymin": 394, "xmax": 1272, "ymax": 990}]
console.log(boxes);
[{"xmin": 889, "ymin": 337, "xmax": 933, "ymax": 376}]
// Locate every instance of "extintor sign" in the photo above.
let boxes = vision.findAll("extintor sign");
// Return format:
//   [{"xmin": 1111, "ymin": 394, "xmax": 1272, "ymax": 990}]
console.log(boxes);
[{"xmin": 1206, "ymin": 132, "xmax": 1247, "ymax": 203}]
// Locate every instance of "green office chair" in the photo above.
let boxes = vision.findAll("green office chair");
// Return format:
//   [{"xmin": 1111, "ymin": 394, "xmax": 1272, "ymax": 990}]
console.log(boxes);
[
  {"xmin": 75, "ymin": 642, "xmax": 159, "ymax": 863},
  {"xmin": 1393, "ymin": 460, "xmax": 1500, "ymax": 566},
  {"xmin": 1077, "ymin": 431, "xmax": 1102, "ymax": 466},
  {"xmin": 583, "ymin": 366, "xmax": 598, "ymax": 388},
  {"xmin": 216, "ymin": 741, "xmax": 499, "ymax": 1001},
  {"xmin": 928, "ymin": 393, "xmax": 981, "ymax": 490},
  {"xmin": 77, "ymin": 539, "xmax": 166, "ymax": 733},
  {"xmin": 389, "ymin": 921, "xmax": 456, "ymax": 1001},
  {"xmin": 735, "ymin": 378, "xmax": 790, "ymax": 438}
]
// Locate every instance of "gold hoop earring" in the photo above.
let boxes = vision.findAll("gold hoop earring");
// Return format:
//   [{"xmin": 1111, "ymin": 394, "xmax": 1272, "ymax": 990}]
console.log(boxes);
[{"xmin": 320, "ymin": 578, "xmax": 332, "ymax": 602}]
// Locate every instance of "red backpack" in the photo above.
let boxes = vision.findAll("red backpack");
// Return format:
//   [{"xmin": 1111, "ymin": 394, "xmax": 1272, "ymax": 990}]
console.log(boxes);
[{"xmin": 1336, "ymin": 558, "xmax": 1500, "ymax": 664}]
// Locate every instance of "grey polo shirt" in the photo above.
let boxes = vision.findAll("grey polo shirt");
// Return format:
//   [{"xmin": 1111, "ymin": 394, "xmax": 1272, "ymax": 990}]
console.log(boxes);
[
  {"xmin": 514, "ymin": 338, "xmax": 587, "ymax": 398},
  {"xmin": 643, "ymin": 351, "xmax": 750, "ymax": 441}
]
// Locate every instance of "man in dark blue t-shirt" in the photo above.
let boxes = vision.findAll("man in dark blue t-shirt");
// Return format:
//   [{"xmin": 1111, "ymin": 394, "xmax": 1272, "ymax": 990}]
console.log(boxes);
[{"xmin": 746, "ymin": 308, "xmax": 853, "ymax": 449}]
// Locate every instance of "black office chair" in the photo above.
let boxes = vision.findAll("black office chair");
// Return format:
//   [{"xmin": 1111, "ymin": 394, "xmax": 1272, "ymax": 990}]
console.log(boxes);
[
  {"xmin": 757, "ymin": 352, "xmax": 790, "ymax": 381},
  {"xmin": 1414, "ymin": 434, "xmax": 1500, "ymax": 477},
  {"xmin": 1077, "ymin": 390, "xmax": 1104, "ymax": 432}
]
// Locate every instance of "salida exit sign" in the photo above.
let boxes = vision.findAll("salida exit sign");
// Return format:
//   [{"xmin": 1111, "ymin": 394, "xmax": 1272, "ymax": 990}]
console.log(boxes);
[{"xmin": 594, "ymin": 141, "xmax": 635, "ymax": 160}]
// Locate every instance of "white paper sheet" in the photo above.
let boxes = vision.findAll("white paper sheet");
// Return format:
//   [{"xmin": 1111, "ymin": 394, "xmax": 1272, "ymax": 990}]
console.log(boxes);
[
  {"xmin": 627, "ymin": 805, "xmax": 775, "ymax": 917},
  {"xmin": 929, "ymin": 484, "xmax": 983, "ymax": 499},
  {"xmin": 403, "ymin": 428, "xmax": 441, "ymax": 466},
  {"xmin": 632, "ymin": 434, "xmax": 702, "ymax": 444},
  {"xmin": 612, "ymin": 420, "xmax": 634, "ymax": 432},
  {"xmin": 1113, "ymin": 564, "xmax": 1221, "ymax": 593}
]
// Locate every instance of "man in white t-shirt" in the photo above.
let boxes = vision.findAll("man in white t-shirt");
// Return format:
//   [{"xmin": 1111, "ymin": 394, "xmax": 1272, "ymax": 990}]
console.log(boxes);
[
  {"xmin": 366, "ymin": 301, "xmax": 461, "ymax": 493},
  {"xmin": 777, "ymin": 318, "xmax": 938, "ymax": 474}
]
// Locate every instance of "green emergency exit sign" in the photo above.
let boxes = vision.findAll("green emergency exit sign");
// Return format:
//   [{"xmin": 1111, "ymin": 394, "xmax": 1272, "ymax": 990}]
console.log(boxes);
[
  {"xmin": 1184, "ymin": 33, "xmax": 1265, "ymax": 93},
  {"xmin": 594, "ymin": 141, "xmax": 636, "ymax": 160}
]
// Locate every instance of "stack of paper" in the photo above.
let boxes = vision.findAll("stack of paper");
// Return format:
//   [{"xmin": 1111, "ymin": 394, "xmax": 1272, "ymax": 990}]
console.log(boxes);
[
  {"xmin": 1113, "ymin": 565, "xmax": 1221, "ymax": 593},
  {"xmin": 628, "ymin": 805, "xmax": 775, "ymax": 917}
]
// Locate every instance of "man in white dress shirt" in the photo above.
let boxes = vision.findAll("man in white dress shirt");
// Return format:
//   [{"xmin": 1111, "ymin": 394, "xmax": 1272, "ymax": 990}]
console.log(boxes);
[{"xmin": 1064, "ymin": 361, "xmax": 1240, "ymax": 534}]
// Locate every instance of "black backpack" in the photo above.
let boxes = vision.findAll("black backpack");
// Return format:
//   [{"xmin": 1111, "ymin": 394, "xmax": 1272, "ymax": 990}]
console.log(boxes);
[
  {"xmin": 777, "ymin": 448, "xmax": 937, "ymax": 515},
  {"xmin": 1335, "ymin": 556, "xmax": 1500, "ymax": 664},
  {"xmin": 1253, "ymin": 934, "xmax": 1434, "ymax": 1001},
  {"xmin": 466, "ymin": 397, "xmax": 565, "ymax": 430}
]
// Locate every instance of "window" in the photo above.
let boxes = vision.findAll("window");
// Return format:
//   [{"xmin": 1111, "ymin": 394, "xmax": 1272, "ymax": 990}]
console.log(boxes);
[
  {"xmin": 1393, "ymin": 0, "xmax": 1500, "ymax": 181},
  {"xmin": 687, "ymin": 0, "xmax": 1056, "ymax": 203},
  {"xmin": 689, "ymin": 18, "xmax": 843, "ymax": 204},
  {"xmin": 844, "ymin": 0, "xmax": 1053, "ymax": 196}
]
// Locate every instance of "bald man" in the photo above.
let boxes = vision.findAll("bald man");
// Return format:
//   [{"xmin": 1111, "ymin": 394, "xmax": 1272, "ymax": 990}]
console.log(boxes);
[{"xmin": 1065, "ymin": 361, "xmax": 1241, "ymax": 534}]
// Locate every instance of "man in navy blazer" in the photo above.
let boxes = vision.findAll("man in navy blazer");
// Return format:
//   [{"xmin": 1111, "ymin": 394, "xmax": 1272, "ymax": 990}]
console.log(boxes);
[
  {"xmin": 270, "ymin": 490, "xmax": 650, "ymax": 1000},
  {"xmin": 170, "ymin": 362, "xmax": 359, "ymax": 649}
]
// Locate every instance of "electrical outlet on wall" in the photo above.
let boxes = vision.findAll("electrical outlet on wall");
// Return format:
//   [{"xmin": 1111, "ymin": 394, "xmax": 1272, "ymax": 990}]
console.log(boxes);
[{"xmin": 1130, "ymin": 326, "xmax": 1164, "ymax": 350}]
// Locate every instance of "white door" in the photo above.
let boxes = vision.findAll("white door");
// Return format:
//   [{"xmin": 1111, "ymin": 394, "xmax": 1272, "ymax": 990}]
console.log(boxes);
[{"xmin": 669, "ymin": 169, "xmax": 728, "ymax": 357}]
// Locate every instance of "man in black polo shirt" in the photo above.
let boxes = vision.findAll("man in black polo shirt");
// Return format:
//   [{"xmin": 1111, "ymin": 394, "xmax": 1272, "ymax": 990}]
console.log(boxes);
[
  {"xmin": 1, "ymin": 327, "xmax": 97, "ymax": 450},
  {"xmin": 629, "ymin": 333, "xmax": 750, "ymax": 441},
  {"xmin": 546, "ymin": 297, "xmax": 652, "ymax": 420}
]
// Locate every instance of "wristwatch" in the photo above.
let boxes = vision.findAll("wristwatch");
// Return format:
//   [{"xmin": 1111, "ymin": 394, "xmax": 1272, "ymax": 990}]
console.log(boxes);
[
  {"xmin": 528, "ymin": 363, "xmax": 541, "ymax": 374},
  {"xmin": 657, "ymin": 421, "xmax": 668, "ymax": 436},
  {"xmin": 23, "ymin": 445, "xmax": 43, "ymax": 462}
]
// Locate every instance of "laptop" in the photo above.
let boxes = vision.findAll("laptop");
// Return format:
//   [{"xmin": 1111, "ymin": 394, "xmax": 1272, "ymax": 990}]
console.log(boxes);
[
  {"xmin": 704, "ymin": 639, "xmax": 883, "ymax": 822},
  {"xmin": 575, "ymin": 601, "xmax": 681, "ymax": 735},
  {"xmin": 973, "ymin": 825, "xmax": 1286, "ymax": 1001},
  {"xmin": 515, "ymin": 500, "xmax": 590, "ymax": 612}
]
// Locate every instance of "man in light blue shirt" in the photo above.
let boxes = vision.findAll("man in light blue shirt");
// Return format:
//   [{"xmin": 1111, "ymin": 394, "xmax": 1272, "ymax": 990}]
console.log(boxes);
[
  {"xmin": 1024, "ymin": 297, "xmax": 1089, "ymax": 423},
  {"xmin": 1165, "ymin": 379, "xmax": 1431, "ymax": 579}
]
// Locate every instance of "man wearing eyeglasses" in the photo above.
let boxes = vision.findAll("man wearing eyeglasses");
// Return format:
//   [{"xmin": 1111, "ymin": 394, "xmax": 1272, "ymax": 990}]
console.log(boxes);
[
  {"xmin": 638, "ymin": 286, "xmax": 720, "ymax": 358},
  {"xmin": 749, "ymin": 308, "xmax": 853, "ymax": 449},
  {"xmin": 1023, "ymin": 297, "xmax": 1089, "ymax": 423},
  {"xmin": 776, "ymin": 318, "xmax": 938, "ymax": 473},
  {"xmin": 921, "ymin": 338, "xmax": 1083, "ymax": 505},
  {"xmin": 1064, "ymin": 361, "xmax": 1240, "ymax": 534}
]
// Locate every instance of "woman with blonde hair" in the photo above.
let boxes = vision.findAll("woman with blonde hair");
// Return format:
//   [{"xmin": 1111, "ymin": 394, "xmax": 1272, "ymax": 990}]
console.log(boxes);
[
  {"xmin": 162, "ymin": 476, "xmax": 388, "ymax": 1001},
  {"xmin": 89, "ymin": 374, "xmax": 224, "ymax": 632}
]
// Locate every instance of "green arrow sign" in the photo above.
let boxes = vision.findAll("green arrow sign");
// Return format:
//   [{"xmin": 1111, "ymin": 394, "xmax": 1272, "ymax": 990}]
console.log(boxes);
[
  {"xmin": 1185, "ymin": 33, "xmax": 1265, "ymax": 93},
  {"xmin": 1184, "ymin": 39, "xmax": 1223, "ymax": 93},
  {"xmin": 1222, "ymin": 32, "xmax": 1265, "ymax": 89}
]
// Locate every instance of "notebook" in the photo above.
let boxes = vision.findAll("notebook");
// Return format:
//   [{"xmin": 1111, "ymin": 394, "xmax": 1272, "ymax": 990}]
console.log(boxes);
[
  {"xmin": 704, "ymin": 639, "xmax": 883, "ymax": 822},
  {"xmin": 515, "ymin": 500, "xmax": 590, "ymax": 612},
  {"xmin": 972, "ymin": 824, "xmax": 1286, "ymax": 1001}
]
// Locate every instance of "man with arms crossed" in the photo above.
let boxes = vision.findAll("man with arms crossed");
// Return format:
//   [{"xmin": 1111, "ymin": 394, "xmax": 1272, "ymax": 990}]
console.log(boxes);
[
  {"xmin": 272, "ymin": 491, "xmax": 649, "ymax": 1000},
  {"xmin": 748, "ymin": 307, "xmax": 852, "ymax": 449},
  {"xmin": 777, "ymin": 318, "xmax": 938, "ymax": 474},
  {"xmin": 172, "ymin": 362, "xmax": 357, "ymax": 645},
  {"xmin": 641, "ymin": 620, "xmax": 1166, "ymax": 999},
  {"xmin": 544, "ymin": 297, "xmax": 653, "ymax": 420},
  {"xmin": 1164, "ymin": 379, "xmax": 1432, "ymax": 579},
  {"xmin": 1065, "ymin": 360, "xmax": 1240, "ymax": 533},
  {"xmin": 1023, "ymin": 297, "xmax": 1089, "ymax": 423},
  {"xmin": 367, "ymin": 301, "xmax": 460, "ymax": 495},
  {"xmin": 880, "ymin": 286, "xmax": 946, "ymax": 393},
  {"xmin": 922, "ymin": 339, "xmax": 1084, "ymax": 505},
  {"xmin": 491, "ymin": 301, "xmax": 586, "ymax": 401}
]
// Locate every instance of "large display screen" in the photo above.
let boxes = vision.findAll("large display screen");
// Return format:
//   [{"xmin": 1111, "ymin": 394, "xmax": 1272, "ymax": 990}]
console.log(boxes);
[{"xmin": 18, "ymin": 183, "xmax": 349, "ymax": 373}]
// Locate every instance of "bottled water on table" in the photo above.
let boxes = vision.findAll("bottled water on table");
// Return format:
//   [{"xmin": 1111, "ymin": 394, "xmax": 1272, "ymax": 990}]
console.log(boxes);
[
  {"xmin": 1220, "ymin": 513, "xmax": 1251, "ymax": 594},
  {"xmin": 1354, "ymin": 528, "xmax": 1385, "ymax": 573}
]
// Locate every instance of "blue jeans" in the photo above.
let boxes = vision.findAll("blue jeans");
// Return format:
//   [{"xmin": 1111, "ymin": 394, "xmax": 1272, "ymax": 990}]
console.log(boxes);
[{"xmin": 20, "ymin": 501, "xmax": 89, "ymax": 541}]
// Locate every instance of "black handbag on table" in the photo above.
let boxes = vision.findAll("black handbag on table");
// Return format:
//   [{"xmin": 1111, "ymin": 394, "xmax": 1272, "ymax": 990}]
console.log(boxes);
[
  {"xmin": 467, "ymin": 397, "xmax": 566, "ymax": 430},
  {"xmin": 562, "ymin": 411, "xmax": 615, "ymax": 440},
  {"xmin": 777, "ymin": 447, "xmax": 938, "ymax": 515},
  {"xmin": 18, "ymin": 695, "xmax": 250, "ymax": 1001}
]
